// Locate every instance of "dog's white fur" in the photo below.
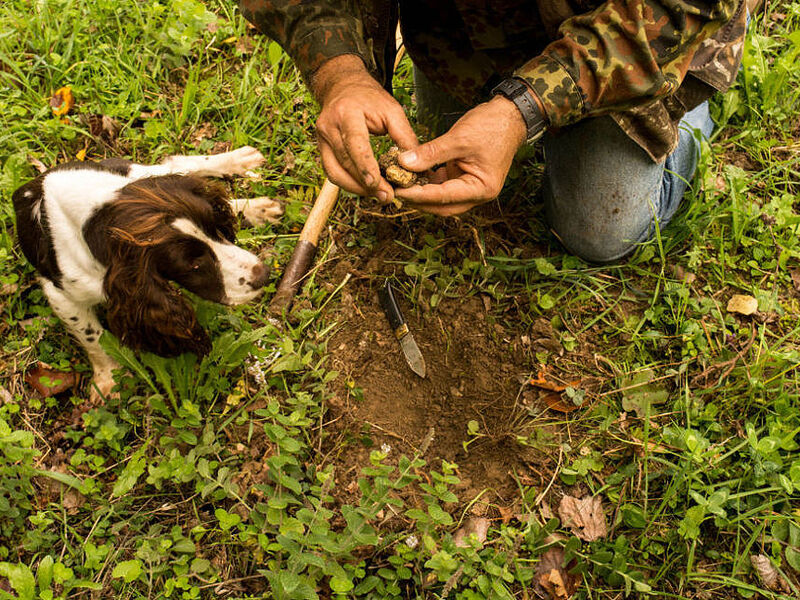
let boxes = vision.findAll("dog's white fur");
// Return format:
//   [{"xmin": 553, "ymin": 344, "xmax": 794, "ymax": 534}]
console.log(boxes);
[{"xmin": 20, "ymin": 147, "xmax": 282, "ymax": 401}]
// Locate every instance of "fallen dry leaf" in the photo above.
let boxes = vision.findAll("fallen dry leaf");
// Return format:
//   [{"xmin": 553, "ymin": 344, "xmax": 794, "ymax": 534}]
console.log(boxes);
[
  {"xmin": 235, "ymin": 35, "xmax": 255, "ymax": 54},
  {"xmin": 535, "ymin": 546, "xmax": 580, "ymax": 600},
  {"xmin": 282, "ymin": 148, "xmax": 296, "ymax": 174},
  {"xmin": 791, "ymin": 269, "xmax": 800, "ymax": 292},
  {"xmin": 543, "ymin": 392, "xmax": 581, "ymax": 413},
  {"xmin": 191, "ymin": 121, "xmax": 218, "ymax": 147},
  {"xmin": 25, "ymin": 363, "xmax": 78, "ymax": 397},
  {"xmin": 0, "ymin": 282, "xmax": 18, "ymax": 296},
  {"xmin": 453, "ymin": 516, "xmax": 490, "ymax": 548},
  {"xmin": 469, "ymin": 498, "xmax": 490, "ymax": 517},
  {"xmin": 63, "ymin": 488, "xmax": 86, "ymax": 514},
  {"xmin": 727, "ymin": 294, "xmax": 758, "ymax": 316},
  {"xmin": 531, "ymin": 370, "xmax": 581, "ymax": 391},
  {"xmin": 750, "ymin": 554, "xmax": 790, "ymax": 592},
  {"xmin": 81, "ymin": 113, "xmax": 120, "ymax": 144},
  {"xmin": 497, "ymin": 504, "xmax": 515, "ymax": 525},
  {"xmin": 0, "ymin": 387, "xmax": 12, "ymax": 405},
  {"xmin": 531, "ymin": 370, "xmax": 567, "ymax": 392},
  {"xmin": 50, "ymin": 86, "xmax": 75, "ymax": 117},
  {"xmin": 672, "ymin": 264, "xmax": 696, "ymax": 285},
  {"xmin": 558, "ymin": 495, "xmax": 607, "ymax": 542}
]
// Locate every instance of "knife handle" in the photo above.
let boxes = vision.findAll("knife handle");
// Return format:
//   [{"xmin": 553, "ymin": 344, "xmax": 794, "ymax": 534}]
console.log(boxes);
[{"xmin": 378, "ymin": 281, "xmax": 407, "ymax": 336}]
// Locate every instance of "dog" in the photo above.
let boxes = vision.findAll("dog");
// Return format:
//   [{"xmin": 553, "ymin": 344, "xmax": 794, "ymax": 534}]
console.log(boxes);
[{"xmin": 13, "ymin": 147, "xmax": 283, "ymax": 401}]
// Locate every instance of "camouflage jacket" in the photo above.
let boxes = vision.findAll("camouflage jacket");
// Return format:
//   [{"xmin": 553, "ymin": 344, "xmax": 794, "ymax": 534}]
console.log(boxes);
[{"xmin": 239, "ymin": 0, "xmax": 746, "ymax": 161}]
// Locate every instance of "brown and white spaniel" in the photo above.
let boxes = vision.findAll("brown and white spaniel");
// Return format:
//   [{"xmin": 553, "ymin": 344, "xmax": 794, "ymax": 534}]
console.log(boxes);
[{"xmin": 13, "ymin": 147, "xmax": 283, "ymax": 401}]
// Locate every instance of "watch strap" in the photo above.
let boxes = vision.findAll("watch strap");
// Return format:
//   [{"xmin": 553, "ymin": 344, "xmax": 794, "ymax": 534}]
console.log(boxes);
[{"xmin": 491, "ymin": 78, "xmax": 547, "ymax": 142}]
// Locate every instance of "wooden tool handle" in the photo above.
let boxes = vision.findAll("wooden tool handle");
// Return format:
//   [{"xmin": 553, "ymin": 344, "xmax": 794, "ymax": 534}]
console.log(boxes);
[
  {"xmin": 269, "ymin": 180, "xmax": 339, "ymax": 315},
  {"xmin": 299, "ymin": 179, "xmax": 339, "ymax": 243}
]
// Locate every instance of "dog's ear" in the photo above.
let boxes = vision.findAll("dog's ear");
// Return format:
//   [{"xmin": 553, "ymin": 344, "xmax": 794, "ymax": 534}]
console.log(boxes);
[
  {"xmin": 185, "ymin": 177, "xmax": 237, "ymax": 242},
  {"xmin": 103, "ymin": 247, "xmax": 211, "ymax": 357}
]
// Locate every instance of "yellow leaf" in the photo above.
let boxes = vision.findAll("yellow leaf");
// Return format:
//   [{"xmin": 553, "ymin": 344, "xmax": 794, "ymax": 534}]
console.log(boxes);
[
  {"xmin": 727, "ymin": 294, "xmax": 758, "ymax": 316},
  {"xmin": 222, "ymin": 380, "xmax": 246, "ymax": 415},
  {"xmin": 50, "ymin": 86, "xmax": 75, "ymax": 117},
  {"xmin": 76, "ymin": 148, "xmax": 87, "ymax": 161}
]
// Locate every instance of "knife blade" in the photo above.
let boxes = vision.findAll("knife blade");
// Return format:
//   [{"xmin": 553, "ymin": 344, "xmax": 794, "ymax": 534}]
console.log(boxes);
[{"xmin": 378, "ymin": 280, "xmax": 426, "ymax": 378}]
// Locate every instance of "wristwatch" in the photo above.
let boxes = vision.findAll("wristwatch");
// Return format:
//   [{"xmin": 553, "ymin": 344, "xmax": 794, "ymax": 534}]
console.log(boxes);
[{"xmin": 491, "ymin": 78, "xmax": 547, "ymax": 142}]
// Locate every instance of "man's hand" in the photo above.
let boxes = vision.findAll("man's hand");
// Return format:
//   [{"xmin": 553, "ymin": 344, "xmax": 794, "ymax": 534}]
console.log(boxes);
[
  {"xmin": 395, "ymin": 95, "xmax": 527, "ymax": 216},
  {"xmin": 313, "ymin": 55, "xmax": 419, "ymax": 202}
]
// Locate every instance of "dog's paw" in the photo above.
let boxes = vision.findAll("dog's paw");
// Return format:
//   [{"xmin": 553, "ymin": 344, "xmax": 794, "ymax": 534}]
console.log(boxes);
[
  {"xmin": 88, "ymin": 367, "xmax": 117, "ymax": 406},
  {"xmin": 237, "ymin": 197, "xmax": 284, "ymax": 226},
  {"xmin": 222, "ymin": 146, "xmax": 266, "ymax": 177}
]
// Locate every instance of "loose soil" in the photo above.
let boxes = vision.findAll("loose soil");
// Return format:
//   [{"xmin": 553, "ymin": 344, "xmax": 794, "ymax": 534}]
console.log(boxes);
[
  {"xmin": 325, "ymin": 295, "xmax": 542, "ymax": 501},
  {"xmin": 316, "ymin": 212, "xmax": 579, "ymax": 511}
]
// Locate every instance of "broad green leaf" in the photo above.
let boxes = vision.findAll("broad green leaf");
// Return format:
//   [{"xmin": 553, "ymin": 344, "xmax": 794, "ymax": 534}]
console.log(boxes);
[
  {"xmin": 786, "ymin": 547, "xmax": 800, "ymax": 572},
  {"xmin": 111, "ymin": 560, "xmax": 142, "ymax": 583},
  {"xmin": 0, "ymin": 562, "xmax": 35, "ymax": 600},
  {"xmin": 36, "ymin": 556, "xmax": 54, "ymax": 591},
  {"xmin": 112, "ymin": 446, "xmax": 147, "ymax": 498},
  {"xmin": 620, "ymin": 369, "xmax": 668, "ymax": 417},
  {"xmin": 329, "ymin": 576, "xmax": 354, "ymax": 593}
]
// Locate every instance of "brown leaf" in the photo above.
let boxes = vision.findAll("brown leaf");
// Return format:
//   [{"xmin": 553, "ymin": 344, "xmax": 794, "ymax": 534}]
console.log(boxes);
[
  {"xmin": 672, "ymin": 264, "xmax": 696, "ymax": 285},
  {"xmin": 235, "ymin": 36, "xmax": 255, "ymax": 54},
  {"xmin": 750, "ymin": 554, "xmax": 790, "ymax": 592},
  {"xmin": 727, "ymin": 294, "xmax": 758, "ymax": 316},
  {"xmin": 531, "ymin": 370, "xmax": 581, "ymax": 392},
  {"xmin": 0, "ymin": 387, "xmax": 12, "ymax": 405},
  {"xmin": 531, "ymin": 370, "xmax": 566, "ymax": 392},
  {"xmin": 281, "ymin": 149, "xmax": 296, "ymax": 175},
  {"xmin": 63, "ymin": 488, "xmax": 86, "ymax": 514},
  {"xmin": 190, "ymin": 122, "xmax": 218, "ymax": 147},
  {"xmin": 50, "ymin": 86, "xmax": 75, "ymax": 117},
  {"xmin": 498, "ymin": 504, "xmax": 515, "ymax": 525},
  {"xmin": 453, "ymin": 516, "xmax": 490, "ymax": 548},
  {"xmin": 0, "ymin": 282, "xmax": 18, "ymax": 296},
  {"xmin": 25, "ymin": 363, "xmax": 78, "ymax": 396},
  {"xmin": 543, "ymin": 392, "xmax": 581, "ymax": 414},
  {"xmin": 790, "ymin": 269, "xmax": 800, "ymax": 292},
  {"xmin": 81, "ymin": 113, "xmax": 120, "ymax": 144},
  {"xmin": 535, "ymin": 546, "xmax": 580, "ymax": 600},
  {"xmin": 558, "ymin": 495, "xmax": 607, "ymax": 542}
]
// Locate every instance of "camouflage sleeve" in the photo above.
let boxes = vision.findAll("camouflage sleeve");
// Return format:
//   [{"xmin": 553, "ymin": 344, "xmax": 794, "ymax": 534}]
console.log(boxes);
[
  {"xmin": 238, "ymin": 0, "xmax": 374, "ymax": 85},
  {"xmin": 515, "ymin": 0, "xmax": 739, "ymax": 128}
]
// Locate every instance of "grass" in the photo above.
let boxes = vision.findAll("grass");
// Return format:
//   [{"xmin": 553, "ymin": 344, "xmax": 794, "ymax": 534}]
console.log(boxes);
[{"xmin": 0, "ymin": 0, "xmax": 799, "ymax": 598}]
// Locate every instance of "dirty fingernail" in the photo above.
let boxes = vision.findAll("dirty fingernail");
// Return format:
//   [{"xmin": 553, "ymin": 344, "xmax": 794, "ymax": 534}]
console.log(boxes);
[
  {"xmin": 377, "ymin": 191, "xmax": 389, "ymax": 202},
  {"xmin": 400, "ymin": 151, "xmax": 417, "ymax": 165},
  {"xmin": 364, "ymin": 173, "xmax": 376, "ymax": 188}
]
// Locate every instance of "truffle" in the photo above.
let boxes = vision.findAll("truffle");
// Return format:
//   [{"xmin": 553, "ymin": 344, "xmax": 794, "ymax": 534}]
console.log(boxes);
[{"xmin": 378, "ymin": 147, "xmax": 426, "ymax": 188}]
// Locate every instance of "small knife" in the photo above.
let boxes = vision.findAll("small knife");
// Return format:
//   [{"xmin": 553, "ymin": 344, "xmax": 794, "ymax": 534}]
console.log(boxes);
[{"xmin": 378, "ymin": 280, "xmax": 427, "ymax": 378}]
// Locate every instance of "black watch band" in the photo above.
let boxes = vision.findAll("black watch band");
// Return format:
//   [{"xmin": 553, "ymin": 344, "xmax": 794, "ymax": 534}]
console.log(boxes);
[{"xmin": 491, "ymin": 78, "xmax": 547, "ymax": 142}]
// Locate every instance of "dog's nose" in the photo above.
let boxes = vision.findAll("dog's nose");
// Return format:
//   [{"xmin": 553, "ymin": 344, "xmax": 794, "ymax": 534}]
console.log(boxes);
[{"xmin": 249, "ymin": 262, "xmax": 271, "ymax": 289}]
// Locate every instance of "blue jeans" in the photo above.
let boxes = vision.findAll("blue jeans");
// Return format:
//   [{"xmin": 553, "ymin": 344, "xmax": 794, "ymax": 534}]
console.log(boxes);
[
  {"xmin": 414, "ymin": 69, "xmax": 715, "ymax": 263},
  {"xmin": 542, "ymin": 103, "xmax": 714, "ymax": 262}
]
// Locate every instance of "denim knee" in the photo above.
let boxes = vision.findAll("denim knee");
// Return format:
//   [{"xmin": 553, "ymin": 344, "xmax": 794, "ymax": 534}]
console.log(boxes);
[
  {"xmin": 543, "ymin": 104, "xmax": 713, "ymax": 264},
  {"xmin": 543, "ymin": 116, "xmax": 664, "ymax": 263}
]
